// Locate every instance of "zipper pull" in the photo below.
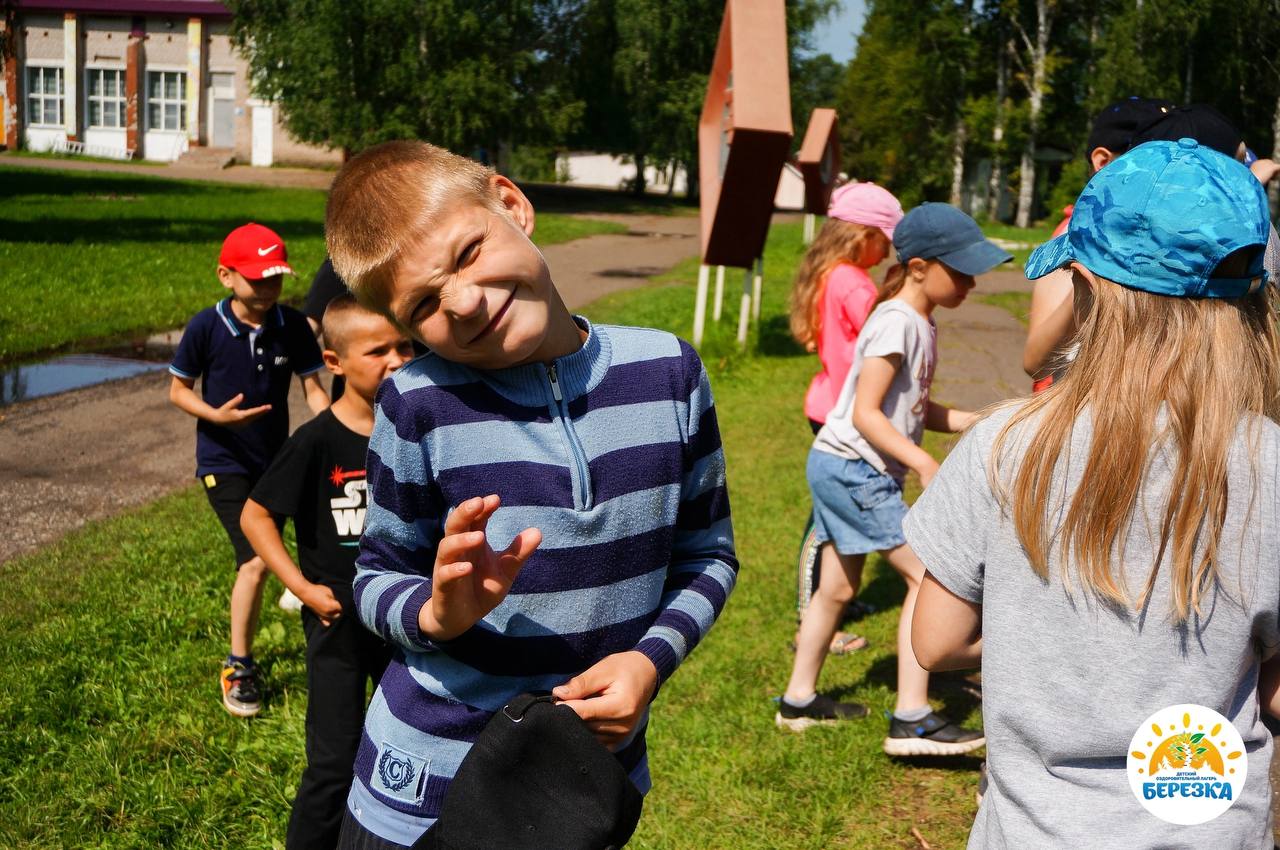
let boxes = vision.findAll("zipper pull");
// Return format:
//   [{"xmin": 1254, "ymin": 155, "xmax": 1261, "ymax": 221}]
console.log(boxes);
[{"xmin": 546, "ymin": 363, "xmax": 563, "ymax": 402}]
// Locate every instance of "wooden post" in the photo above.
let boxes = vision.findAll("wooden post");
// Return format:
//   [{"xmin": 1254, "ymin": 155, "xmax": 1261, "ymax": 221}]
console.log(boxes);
[
  {"xmin": 712, "ymin": 265, "xmax": 725, "ymax": 321},
  {"xmin": 736, "ymin": 266, "xmax": 752, "ymax": 345},
  {"xmin": 693, "ymin": 263, "xmax": 710, "ymax": 346},
  {"xmin": 751, "ymin": 256, "xmax": 763, "ymax": 323},
  {"xmin": 804, "ymin": 213, "xmax": 815, "ymax": 244}
]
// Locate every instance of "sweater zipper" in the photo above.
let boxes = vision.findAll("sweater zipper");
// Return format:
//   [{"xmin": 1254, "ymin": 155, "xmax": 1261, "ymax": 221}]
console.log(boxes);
[{"xmin": 546, "ymin": 363, "xmax": 593, "ymax": 511}]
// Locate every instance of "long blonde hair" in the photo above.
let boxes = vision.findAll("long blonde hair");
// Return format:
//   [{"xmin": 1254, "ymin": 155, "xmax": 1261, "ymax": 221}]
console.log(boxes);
[
  {"xmin": 789, "ymin": 220, "xmax": 886, "ymax": 350},
  {"xmin": 990, "ymin": 271, "xmax": 1280, "ymax": 622}
]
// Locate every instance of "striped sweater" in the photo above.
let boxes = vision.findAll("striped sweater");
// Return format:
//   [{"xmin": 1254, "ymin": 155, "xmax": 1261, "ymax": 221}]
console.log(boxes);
[{"xmin": 346, "ymin": 318, "xmax": 738, "ymax": 846}]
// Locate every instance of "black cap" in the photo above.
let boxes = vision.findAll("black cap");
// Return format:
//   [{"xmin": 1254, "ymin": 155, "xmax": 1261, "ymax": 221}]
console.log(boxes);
[
  {"xmin": 1086, "ymin": 97, "xmax": 1176, "ymax": 159},
  {"xmin": 1131, "ymin": 103, "xmax": 1244, "ymax": 158},
  {"xmin": 413, "ymin": 694, "xmax": 643, "ymax": 850}
]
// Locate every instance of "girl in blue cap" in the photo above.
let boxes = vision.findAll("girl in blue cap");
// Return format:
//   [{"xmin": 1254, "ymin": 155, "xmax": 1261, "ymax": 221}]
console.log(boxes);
[
  {"xmin": 777, "ymin": 203, "xmax": 1009, "ymax": 759},
  {"xmin": 908, "ymin": 139, "xmax": 1279, "ymax": 847}
]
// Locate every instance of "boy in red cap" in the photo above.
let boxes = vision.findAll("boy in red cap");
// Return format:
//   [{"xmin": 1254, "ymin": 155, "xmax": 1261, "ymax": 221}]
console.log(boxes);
[{"xmin": 169, "ymin": 222, "xmax": 330, "ymax": 717}]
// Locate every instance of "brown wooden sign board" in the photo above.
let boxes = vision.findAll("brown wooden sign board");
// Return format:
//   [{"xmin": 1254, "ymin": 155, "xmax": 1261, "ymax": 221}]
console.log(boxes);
[
  {"xmin": 797, "ymin": 108, "xmax": 840, "ymax": 215},
  {"xmin": 698, "ymin": 0, "xmax": 792, "ymax": 269}
]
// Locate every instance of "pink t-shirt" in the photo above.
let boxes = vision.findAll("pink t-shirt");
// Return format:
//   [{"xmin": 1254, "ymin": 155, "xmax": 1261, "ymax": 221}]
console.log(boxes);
[{"xmin": 804, "ymin": 263, "xmax": 878, "ymax": 424}]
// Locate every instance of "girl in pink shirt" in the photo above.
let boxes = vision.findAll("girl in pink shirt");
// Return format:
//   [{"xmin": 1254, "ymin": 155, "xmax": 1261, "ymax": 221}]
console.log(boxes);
[{"xmin": 789, "ymin": 182, "xmax": 903, "ymax": 653}]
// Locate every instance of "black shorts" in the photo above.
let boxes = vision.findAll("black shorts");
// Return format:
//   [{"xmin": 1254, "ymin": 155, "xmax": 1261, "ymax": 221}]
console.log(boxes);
[{"xmin": 202, "ymin": 473, "xmax": 283, "ymax": 568}]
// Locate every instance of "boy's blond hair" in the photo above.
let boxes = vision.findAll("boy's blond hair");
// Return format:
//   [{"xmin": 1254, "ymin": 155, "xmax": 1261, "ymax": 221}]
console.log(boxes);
[{"xmin": 325, "ymin": 141, "xmax": 500, "ymax": 306}]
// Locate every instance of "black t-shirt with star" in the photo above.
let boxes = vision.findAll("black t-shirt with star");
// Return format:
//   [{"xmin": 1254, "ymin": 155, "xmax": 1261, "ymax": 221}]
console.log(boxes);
[{"xmin": 250, "ymin": 409, "xmax": 369, "ymax": 607}]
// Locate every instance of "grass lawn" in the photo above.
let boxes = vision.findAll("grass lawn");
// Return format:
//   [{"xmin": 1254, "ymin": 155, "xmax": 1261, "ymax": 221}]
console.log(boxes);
[
  {"xmin": 0, "ymin": 220, "xmax": 981, "ymax": 849},
  {"xmin": 978, "ymin": 220, "xmax": 1057, "ymax": 268},
  {"xmin": 976, "ymin": 291, "xmax": 1032, "ymax": 326},
  {"xmin": 0, "ymin": 167, "xmax": 626, "ymax": 363}
]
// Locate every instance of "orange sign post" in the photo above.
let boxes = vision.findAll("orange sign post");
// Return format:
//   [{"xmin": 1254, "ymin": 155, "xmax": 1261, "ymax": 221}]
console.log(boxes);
[
  {"xmin": 797, "ymin": 108, "xmax": 840, "ymax": 243},
  {"xmin": 693, "ymin": 0, "xmax": 792, "ymax": 346}
]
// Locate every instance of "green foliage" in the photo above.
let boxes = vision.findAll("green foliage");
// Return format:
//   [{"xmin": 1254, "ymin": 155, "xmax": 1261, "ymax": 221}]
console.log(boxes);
[
  {"xmin": 1046, "ymin": 157, "xmax": 1087, "ymax": 217},
  {"xmin": 790, "ymin": 53, "xmax": 845, "ymax": 153},
  {"xmin": 225, "ymin": 0, "xmax": 585, "ymax": 155},
  {"xmin": 0, "ymin": 168, "xmax": 622, "ymax": 361}
]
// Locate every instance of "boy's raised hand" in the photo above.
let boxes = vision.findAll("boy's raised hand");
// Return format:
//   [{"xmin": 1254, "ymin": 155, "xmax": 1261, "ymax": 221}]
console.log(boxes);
[
  {"xmin": 419, "ymin": 495, "xmax": 541, "ymax": 641},
  {"xmin": 211, "ymin": 393, "xmax": 272, "ymax": 428},
  {"xmin": 553, "ymin": 651, "xmax": 659, "ymax": 746}
]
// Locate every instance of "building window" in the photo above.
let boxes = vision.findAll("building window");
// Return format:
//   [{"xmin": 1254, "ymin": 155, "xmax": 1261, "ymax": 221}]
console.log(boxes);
[
  {"xmin": 87, "ymin": 69, "xmax": 126, "ymax": 129},
  {"xmin": 147, "ymin": 71, "xmax": 187, "ymax": 131},
  {"xmin": 27, "ymin": 66, "xmax": 64, "ymax": 127}
]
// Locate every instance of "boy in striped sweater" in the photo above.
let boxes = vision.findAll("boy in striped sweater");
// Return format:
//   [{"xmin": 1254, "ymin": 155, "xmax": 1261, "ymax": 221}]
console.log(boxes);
[{"xmin": 324, "ymin": 141, "xmax": 738, "ymax": 848}]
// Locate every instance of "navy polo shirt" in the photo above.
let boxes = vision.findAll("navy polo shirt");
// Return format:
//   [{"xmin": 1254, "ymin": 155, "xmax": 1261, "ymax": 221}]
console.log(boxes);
[{"xmin": 170, "ymin": 298, "xmax": 324, "ymax": 478}]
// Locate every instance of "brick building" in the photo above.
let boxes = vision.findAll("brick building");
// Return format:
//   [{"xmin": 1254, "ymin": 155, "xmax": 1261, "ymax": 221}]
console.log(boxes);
[{"xmin": 1, "ymin": 1, "xmax": 340, "ymax": 166}]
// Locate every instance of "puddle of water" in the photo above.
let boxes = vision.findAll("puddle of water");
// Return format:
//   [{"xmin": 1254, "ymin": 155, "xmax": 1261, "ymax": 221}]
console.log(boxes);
[{"xmin": 1, "ymin": 354, "xmax": 168, "ymax": 406}]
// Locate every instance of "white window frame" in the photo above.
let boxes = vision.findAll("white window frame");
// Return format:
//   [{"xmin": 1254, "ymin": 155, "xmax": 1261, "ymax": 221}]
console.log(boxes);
[
  {"xmin": 26, "ymin": 65, "xmax": 65, "ymax": 128},
  {"xmin": 146, "ymin": 69, "xmax": 188, "ymax": 132},
  {"xmin": 85, "ymin": 67, "xmax": 127, "ymax": 130}
]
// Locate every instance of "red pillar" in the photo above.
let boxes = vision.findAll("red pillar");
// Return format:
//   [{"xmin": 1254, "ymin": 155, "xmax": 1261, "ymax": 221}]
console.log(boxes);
[
  {"xmin": 2, "ymin": 8, "xmax": 18, "ymax": 150},
  {"xmin": 125, "ymin": 17, "xmax": 143, "ymax": 156}
]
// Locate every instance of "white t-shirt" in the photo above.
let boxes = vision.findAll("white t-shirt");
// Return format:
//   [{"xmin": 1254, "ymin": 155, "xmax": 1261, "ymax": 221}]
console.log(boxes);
[{"xmin": 812, "ymin": 299, "xmax": 936, "ymax": 480}]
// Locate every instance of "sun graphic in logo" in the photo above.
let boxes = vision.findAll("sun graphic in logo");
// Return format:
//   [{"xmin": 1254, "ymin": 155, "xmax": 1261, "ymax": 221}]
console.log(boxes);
[
  {"xmin": 1127, "ymin": 704, "xmax": 1247, "ymax": 825},
  {"xmin": 1130, "ymin": 711, "xmax": 1243, "ymax": 779}
]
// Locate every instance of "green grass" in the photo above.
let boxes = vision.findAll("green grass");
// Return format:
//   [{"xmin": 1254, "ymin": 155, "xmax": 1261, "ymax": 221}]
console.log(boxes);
[
  {"xmin": 978, "ymin": 220, "xmax": 1057, "ymax": 267},
  {"xmin": 0, "ymin": 167, "xmax": 625, "ymax": 362},
  {"xmin": 976, "ymin": 291, "xmax": 1032, "ymax": 326},
  {"xmin": 0, "ymin": 220, "xmax": 982, "ymax": 849}
]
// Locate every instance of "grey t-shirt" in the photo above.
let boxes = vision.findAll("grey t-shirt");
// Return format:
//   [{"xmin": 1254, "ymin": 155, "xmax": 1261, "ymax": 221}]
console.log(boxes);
[
  {"xmin": 904, "ymin": 406, "xmax": 1280, "ymax": 849},
  {"xmin": 813, "ymin": 300, "xmax": 937, "ymax": 480}
]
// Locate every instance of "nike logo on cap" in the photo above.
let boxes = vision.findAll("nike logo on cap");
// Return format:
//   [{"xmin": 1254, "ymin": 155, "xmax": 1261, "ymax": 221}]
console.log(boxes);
[{"xmin": 257, "ymin": 244, "xmax": 280, "ymax": 256}]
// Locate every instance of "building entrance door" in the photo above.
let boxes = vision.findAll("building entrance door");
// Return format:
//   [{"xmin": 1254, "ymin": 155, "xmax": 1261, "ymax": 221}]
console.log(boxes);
[{"xmin": 208, "ymin": 72, "xmax": 234, "ymax": 148}]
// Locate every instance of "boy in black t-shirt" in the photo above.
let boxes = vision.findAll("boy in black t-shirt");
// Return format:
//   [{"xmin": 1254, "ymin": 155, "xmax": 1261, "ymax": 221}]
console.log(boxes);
[{"xmin": 241, "ymin": 295, "xmax": 414, "ymax": 850}]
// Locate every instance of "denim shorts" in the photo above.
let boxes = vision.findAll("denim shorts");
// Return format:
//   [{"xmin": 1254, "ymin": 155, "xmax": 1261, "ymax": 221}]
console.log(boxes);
[{"xmin": 806, "ymin": 449, "xmax": 908, "ymax": 556}]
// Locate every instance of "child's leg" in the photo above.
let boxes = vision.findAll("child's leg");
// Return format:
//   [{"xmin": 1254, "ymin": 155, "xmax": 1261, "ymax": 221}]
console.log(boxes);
[
  {"xmin": 287, "ymin": 610, "xmax": 371, "ymax": 850},
  {"xmin": 229, "ymin": 556, "xmax": 270, "ymax": 658},
  {"xmin": 785, "ymin": 544, "xmax": 865, "ymax": 701},
  {"xmin": 881, "ymin": 542, "xmax": 929, "ymax": 714}
]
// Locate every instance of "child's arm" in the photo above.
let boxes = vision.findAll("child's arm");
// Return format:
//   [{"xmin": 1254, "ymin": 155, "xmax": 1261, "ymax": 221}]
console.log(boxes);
[
  {"xmin": 925, "ymin": 401, "xmax": 976, "ymax": 433},
  {"xmin": 1260, "ymin": 654, "xmax": 1280, "ymax": 719},
  {"xmin": 300, "ymin": 372, "xmax": 330, "ymax": 415},
  {"xmin": 353, "ymin": 397, "xmax": 540, "ymax": 651},
  {"xmin": 168, "ymin": 375, "xmax": 272, "ymax": 427},
  {"xmin": 1023, "ymin": 269, "xmax": 1075, "ymax": 378},
  {"xmin": 240, "ymin": 497, "xmax": 343, "ymax": 625},
  {"xmin": 851, "ymin": 355, "xmax": 941, "ymax": 486},
  {"xmin": 911, "ymin": 569, "xmax": 982, "ymax": 670},
  {"xmin": 556, "ymin": 345, "xmax": 738, "ymax": 745}
]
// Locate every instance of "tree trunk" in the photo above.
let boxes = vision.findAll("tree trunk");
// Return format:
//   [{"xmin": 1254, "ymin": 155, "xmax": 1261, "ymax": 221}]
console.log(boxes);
[
  {"xmin": 1015, "ymin": 0, "xmax": 1051, "ymax": 229},
  {"xmin": 632, "ymin": 151, "xmax": 647, "ymax": 196},
  {"xmin": 950, "ymin": 119, "xmax": 967, "ymax": 208},
  {"xmin": 1183, "ymin": 47, "xmax": 1194, "ymax": 104},
  {"xmin": 986, "ymin": 33, "xmax": 1008, "ymax": 221}
]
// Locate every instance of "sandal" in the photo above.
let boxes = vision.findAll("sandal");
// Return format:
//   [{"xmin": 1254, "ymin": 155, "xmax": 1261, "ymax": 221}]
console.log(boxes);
[{"xmin": 789, "ymin": 631, "xmax": 869, "ymax": 655}]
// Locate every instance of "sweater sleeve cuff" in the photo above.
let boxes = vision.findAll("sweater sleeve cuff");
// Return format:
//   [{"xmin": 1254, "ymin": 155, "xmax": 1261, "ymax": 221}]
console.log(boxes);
[
  {"xmin": 635, "ymin": 635, "xmax": 681, "ymax": 690},
  {"xmin": 399, "ymin": 582, "xmax": 438, "ymax": 651}
]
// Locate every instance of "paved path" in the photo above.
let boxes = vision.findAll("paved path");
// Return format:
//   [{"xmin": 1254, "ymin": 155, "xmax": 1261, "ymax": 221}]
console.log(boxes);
[{"xmin": 0, "ymin": 151, "xmax": 336, "ymax": 189}]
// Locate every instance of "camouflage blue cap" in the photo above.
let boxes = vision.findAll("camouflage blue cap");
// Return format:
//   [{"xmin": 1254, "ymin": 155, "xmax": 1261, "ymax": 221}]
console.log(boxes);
[{"xmin": 1025, "ymin": 139, "xmax": 1270, "ymax": 298}]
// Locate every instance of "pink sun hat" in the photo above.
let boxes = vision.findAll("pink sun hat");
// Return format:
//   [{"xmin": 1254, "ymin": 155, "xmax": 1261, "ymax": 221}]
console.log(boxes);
[{"xmin": 827, "ymin": 182, "xmax": 904, "ymax": 240}]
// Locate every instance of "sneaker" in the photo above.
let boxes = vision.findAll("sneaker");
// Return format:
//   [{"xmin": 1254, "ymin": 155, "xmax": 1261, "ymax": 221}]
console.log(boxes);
[
  {"xmin": 220, "ymin": 661, "xmax": 262, "ymax": 717},
  {"xmin": 883, "ymin": 711, "xmax": 985, "ymax": 757},
  {"xmin": 278, "ymin": 588, "xmax": 304, "ymax": 612},
  {"xmin": 775, "ymin": 694, "xmax": 869, "ymax": 732}
]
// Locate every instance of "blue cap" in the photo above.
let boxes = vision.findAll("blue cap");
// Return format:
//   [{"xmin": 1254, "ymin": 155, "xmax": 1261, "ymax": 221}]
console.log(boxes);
[
  {"xmin": 1024, "ymin": 139, "xmax": 1269, "ymax": 298},
  {"xmin": 893, "ymin": 203, "xmax": 1012, "ymax": 276}
]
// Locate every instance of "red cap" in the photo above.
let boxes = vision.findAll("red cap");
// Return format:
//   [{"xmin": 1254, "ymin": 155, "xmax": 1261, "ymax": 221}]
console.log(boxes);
[{"xmin": 219, "ymin": 222, "xmax": 294, "ymax": 279}]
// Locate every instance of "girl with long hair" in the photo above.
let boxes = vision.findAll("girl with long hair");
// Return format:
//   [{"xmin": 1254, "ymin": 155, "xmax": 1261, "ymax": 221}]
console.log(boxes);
[
  {"xmin": 909, "ymin": 140, "xmax": 1280, "ymax": 847},
  {"xmin": 777, "ymin": 203, "xmax": 1008, "ymax": 760},
  {"xmin": 789, "ymin": 183, "xmax": 902, "ymax": 655}
]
